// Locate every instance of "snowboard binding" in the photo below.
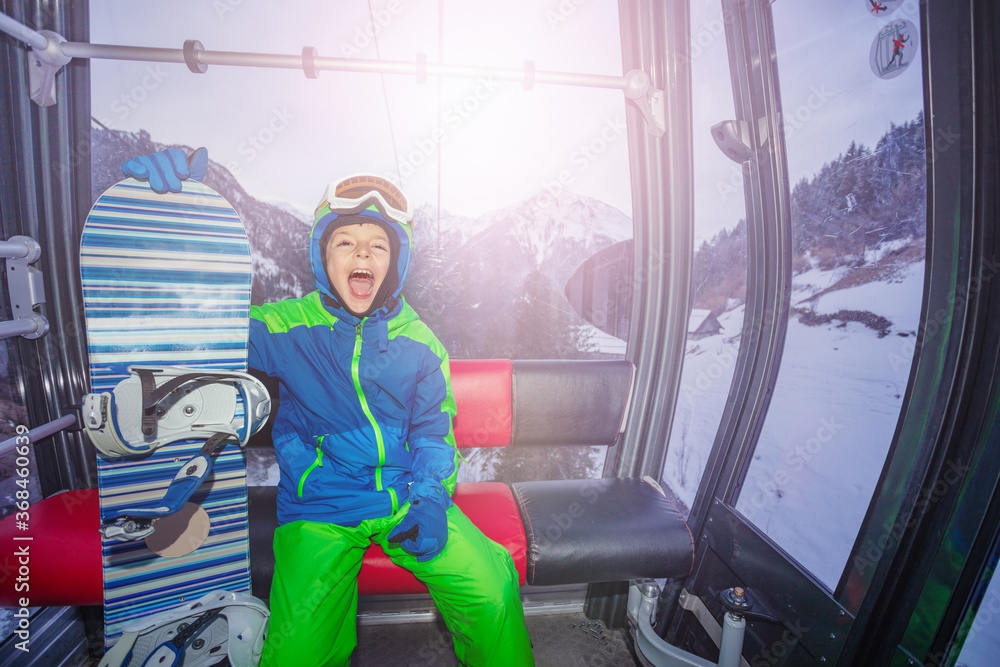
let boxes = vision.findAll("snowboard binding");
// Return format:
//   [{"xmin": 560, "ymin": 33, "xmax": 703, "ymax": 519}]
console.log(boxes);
[
  {"xmin": 83, "ymin": 366, "xmax": 271, "ymax": 541},
  {"xmin": 98, "ymin": 589, "xmax": 269, "ymax": 667}
]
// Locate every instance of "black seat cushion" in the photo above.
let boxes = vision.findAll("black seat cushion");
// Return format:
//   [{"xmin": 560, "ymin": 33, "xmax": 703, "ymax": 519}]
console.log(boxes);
[{"xmin": 511, "ymin": 478, "xmax": 694, "ymax": 586}]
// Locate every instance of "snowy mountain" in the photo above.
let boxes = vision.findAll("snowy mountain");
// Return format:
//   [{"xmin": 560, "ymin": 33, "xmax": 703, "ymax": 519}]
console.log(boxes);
[
  {"xmin": 90, "ymin": 125, "xmax": 632, "ymax": 359},
  {"xmin": 412, "ymin": 189, "xmax": 631, "ymax": 287},
  {"xmin": 468, "ymin": 192, "xmax": 631, "ymax": 288},
  {"xmin": 90, "ymin": 124, "xmax": 313, "ymax": 305},
  {"xmin": 259, "ymin": 197, "xmax": 313, "ymax": 226},
  {"xmin": 412, "ymin": 204, "xmax": 488, "ymax": 249},
  {"xmin": 407, "ymin": 190, "xmax": 632, "ymax": 359}
]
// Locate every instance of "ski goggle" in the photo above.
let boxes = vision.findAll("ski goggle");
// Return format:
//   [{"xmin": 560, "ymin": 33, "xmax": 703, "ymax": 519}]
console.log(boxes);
[{"xmin": 316, "ymin": 174, "xmax": 413, "ymax": 226}]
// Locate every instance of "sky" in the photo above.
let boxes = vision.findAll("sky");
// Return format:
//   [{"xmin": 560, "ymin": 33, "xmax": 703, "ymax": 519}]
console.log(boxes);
[
  {"xmin": 88, "ymin": 0, "xmax": 633, "ymax": 219},
  {"xmin": 689, "ymin": 0, "xmax": 924, "ymax": 243},
  {"xmin": 87, "ymin": 0, "xmax": 925, "ymax": 241}
]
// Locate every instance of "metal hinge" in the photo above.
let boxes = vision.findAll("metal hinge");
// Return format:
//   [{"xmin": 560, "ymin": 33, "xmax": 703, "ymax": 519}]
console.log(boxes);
[{"xmin": 1, "ymin": 236, "xmax": 48, "ymax": 340}]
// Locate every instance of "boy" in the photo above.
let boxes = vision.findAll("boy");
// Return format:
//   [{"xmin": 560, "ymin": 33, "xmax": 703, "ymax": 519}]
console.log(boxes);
[{"xmin": 122, "ymin": 150, "xmax": 534, "ymax": 666}]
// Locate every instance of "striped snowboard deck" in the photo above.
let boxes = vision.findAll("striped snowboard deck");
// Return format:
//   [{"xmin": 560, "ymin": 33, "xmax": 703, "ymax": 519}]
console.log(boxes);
[{"xmin": 80, "ymin": 179, "xmax": 254, "ymax": 646}]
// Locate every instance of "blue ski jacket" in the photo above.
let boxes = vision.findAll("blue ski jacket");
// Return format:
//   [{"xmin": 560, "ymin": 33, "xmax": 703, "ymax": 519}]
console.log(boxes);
[{"xmin": 248, "ymin": 204, "xmax": 458, "ymax": 528}]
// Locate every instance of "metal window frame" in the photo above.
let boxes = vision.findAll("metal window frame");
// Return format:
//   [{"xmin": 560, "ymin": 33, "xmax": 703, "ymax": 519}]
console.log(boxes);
[
  {"xmin": 1, "ymin": 0, "xmax": 103, "ymax": 660},
  {"xmin": 682, "ymin": 0, "xmax": 793, "ymax": 542},
  {"xmin": 587, "ymin": 0, "xmax": 695, "ymax": 627},
  {"xmin": 1, "ymin": 0, "xmax": 96, "ymax": 495},
  {"xmin": 649, "ymin": 0, "xmax": 1000, "ymax": 664},
  {"xmin": 842, "ymin": 1, "xmax": 1000, "ymax": 664}
]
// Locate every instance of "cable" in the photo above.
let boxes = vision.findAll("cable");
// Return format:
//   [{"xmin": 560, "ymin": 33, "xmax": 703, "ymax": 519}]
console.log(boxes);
[
  {"xmin": 436, "ymin": 0, "xmax": 444, "ymax": 250},
  {"xmin": 367, "ymin": 0, "xmax": 402, "ymax": 185}
]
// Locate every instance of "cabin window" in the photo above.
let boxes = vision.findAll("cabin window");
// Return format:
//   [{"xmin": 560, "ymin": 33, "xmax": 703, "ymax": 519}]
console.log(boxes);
[
  {"xmin": 0, "ymin": 342, "xmax": 36, "ymax": 516},
  {"xmin": 955, "ymin": 557, "xmax": 1000, "ymax": 665},
  {"xmin": 732, "ymin": 1, "xmax": 927, "ymax": 589},
  {"xmin": 659, "ymin": 0, "xmax": 749, "ymax": 515},
  {"xmin": 87, "ymin": 3, "xmax": 632, "ymax": 485}
]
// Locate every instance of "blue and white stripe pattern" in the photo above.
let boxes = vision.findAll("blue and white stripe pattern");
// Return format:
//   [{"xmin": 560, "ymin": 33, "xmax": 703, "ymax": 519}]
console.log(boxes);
[{"xmin": 81, "ymin": 179, "xmax": 253, "ymax": 646}]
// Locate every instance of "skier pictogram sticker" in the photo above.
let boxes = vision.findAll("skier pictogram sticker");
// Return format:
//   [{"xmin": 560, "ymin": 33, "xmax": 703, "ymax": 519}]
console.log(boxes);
[
  {"xmin": 870, "ymin": 19, "xmax": 918, "ymax": 80},
  {"xmin": 863, "ymin": 0, "xmax": 904, "ymax": 18}
]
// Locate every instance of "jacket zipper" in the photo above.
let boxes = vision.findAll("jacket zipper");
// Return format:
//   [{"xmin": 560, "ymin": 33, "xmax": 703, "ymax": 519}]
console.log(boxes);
[
  {"xmin": 297, "ymin": 441, "xmax": 324, "ymax": 498},
  {"xmin": 353, "ymin": 324, "xmax": 399, "ymax": 513}
]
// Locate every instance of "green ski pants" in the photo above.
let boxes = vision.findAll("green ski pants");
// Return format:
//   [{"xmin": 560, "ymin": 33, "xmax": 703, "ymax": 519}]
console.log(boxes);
[{"xmin": 260, "ymin": 504, "xmax": 534, "ymax": 666}]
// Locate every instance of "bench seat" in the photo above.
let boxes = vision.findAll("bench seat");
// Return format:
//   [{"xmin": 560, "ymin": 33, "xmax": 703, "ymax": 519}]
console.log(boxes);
[
  {"xmin": 248, "ymin": 482, "xmax": 528, "ymax": 598},
  {"xmin": 0, "ymin": 476, "xmax": 694, "ymax": 606},
  {"xmin": 0, "ymin": 359, "xmax": 696, "ymax": 608}
]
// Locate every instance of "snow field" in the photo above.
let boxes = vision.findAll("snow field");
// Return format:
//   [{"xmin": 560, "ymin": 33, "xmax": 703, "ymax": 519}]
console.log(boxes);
[{"xmin": 665, "ymin": 257, "xmax": 925, "ymax": 589}]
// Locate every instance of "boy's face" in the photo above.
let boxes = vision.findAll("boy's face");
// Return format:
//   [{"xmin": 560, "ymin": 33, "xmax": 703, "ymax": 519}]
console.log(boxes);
[{"xmin": 324, "ymin": 223, "xmax": 392, "ymax": 315}]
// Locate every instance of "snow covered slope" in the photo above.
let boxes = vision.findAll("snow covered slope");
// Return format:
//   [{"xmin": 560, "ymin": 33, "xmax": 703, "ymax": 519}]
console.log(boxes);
[{"xmin": 666, "ymin": 237, "xmax": 926, "ymax": 589}]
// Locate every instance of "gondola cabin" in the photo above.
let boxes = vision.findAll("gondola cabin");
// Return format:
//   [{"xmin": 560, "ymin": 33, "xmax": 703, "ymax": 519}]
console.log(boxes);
[{"xmin": 1, "ymin": 1, "xmax": 999, "ymax": 665}]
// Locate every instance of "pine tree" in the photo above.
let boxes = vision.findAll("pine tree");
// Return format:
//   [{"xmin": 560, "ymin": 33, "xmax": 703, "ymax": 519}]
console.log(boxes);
[
  {"xmin": 465, "ymin": 269, "xmax": 602, "ymax": 483},
  {"xmin": 510, "ymin": 269, "xmax": 594, "ymax": 360}
]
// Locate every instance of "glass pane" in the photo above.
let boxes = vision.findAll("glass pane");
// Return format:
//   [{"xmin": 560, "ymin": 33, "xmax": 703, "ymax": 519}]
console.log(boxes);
[
  {"xmin": 0, "ymin": 302, "xmax": 41, "ymax": 518},
  {"xmin": 88, "ymin": 2, "xmax": 632, "ymax": 485},
  {"xmin": 660, "ymin": 0, "xmax": 749, "ymax": 513},
  {"xmin": 734, "ymin": 1, "xmax": 926, "ymax": 588},
  {"xmin": 957, "ymin": 561, "xmax": 1000, "ymax": 666}
]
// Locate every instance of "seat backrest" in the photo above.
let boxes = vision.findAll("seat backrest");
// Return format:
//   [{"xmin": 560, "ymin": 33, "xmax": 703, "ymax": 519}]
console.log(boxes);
[{"xmin": 451, "ymin": 359, "xmax": 635, "ymax": 448}]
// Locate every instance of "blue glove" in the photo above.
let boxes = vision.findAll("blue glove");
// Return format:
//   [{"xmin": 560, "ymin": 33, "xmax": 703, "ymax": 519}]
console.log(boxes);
[
  {"xmin": 122, "ymin": 147, "xmax": 208, "ymax": 194},
  {"xmin": 388, "ymin": 480, "xmax": 451, "ymax": 562}
]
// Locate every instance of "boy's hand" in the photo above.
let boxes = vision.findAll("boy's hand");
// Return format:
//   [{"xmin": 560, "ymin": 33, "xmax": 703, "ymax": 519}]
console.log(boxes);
[
  {"xmin": 388, "ymin": 481, "xmax": 451, "ymax": 562},
  {"xmin": 122, "ymin": 147, "xmax": 208, "ymax": 194}
]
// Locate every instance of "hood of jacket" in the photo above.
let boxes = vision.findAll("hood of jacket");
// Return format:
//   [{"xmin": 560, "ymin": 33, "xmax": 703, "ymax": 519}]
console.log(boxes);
[{"xmin": 309, "ymin": 203, "xmax": 413, "ymax": 326}]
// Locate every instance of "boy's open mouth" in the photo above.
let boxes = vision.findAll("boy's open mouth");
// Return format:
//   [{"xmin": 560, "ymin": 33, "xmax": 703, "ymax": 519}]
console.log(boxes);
[{"xmin": 348, "ymin": 268, "xmax": 376, "ymax": 299}]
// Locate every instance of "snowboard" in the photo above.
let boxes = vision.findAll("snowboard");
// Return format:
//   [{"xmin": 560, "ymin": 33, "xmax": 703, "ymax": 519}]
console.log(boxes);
[{"xmin": 80, "ymin": 178, "xmax": 255, "ymax": 647}]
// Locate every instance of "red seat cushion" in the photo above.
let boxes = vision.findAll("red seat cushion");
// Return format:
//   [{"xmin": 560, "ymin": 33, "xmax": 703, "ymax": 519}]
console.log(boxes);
[
  {"xmin": 451, "ymin": 359, "xmax": 512, "ymax": 447},
  {"xmin": 0, "ymin": 489, "xmax": 103, "ymax": 607},
  {"xmin": 358, "ymin": 482, "xmax": 526, "ymax": 594},
  {"xmin": 7, "ymin": 483, "xmax": 527, "ymax": 605}
]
